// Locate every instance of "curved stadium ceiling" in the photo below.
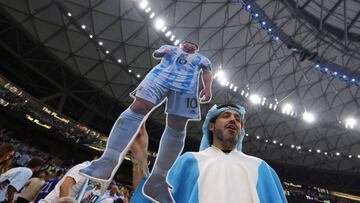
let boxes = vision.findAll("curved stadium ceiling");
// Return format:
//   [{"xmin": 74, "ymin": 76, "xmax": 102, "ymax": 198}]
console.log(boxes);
[{"xmin": 0, "ymin": 0, "xmax": 359, "ymax": 173}]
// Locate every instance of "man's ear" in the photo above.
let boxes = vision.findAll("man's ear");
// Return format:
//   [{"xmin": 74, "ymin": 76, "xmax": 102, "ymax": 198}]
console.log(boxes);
[
  {"xmin": 241, "ymin": 119, "xmax": 245, "ymax": 129},
  {"xmin": 208, "ymin": 122, "xmax": 215, "ymax": 132}
]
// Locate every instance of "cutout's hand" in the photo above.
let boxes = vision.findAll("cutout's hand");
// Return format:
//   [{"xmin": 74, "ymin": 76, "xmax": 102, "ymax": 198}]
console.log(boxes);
[
  {"xmin": 164, "ymin": 48, "xmax": 175, "ymax": 55},
  {"xmin": 199, "ymin": 88, "xmax": 212, "ymax": 103}
]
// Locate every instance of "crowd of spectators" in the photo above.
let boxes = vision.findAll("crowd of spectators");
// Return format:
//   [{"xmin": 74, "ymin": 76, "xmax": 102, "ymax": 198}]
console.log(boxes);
[
  {"xmin": 0, "ymin": 126, "xmax": 133, "ymax": 203},
  {"xmin": 284, "ymin": 182, "xmax": 359, "ymax": 203},
  {"xmin": 0, "ymin": 124, "xmax": 359, "ymax": 203}
]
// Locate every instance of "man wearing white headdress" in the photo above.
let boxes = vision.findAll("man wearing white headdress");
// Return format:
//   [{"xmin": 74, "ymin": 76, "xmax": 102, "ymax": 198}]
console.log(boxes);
[{"xmin": 130, "ymin": 104, "xmax": 288, "ymax": 203}]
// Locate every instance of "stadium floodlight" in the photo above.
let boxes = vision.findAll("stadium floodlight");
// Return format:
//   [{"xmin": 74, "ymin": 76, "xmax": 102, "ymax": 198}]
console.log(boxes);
[
  {"xmin": 308, "ymin": 149, "xmax": 312, "ymax": 152},
  {"xmin": 170, "ymin": 35, "xmax": 175, "ymax": 41},
  {"xmin": 217, "ymin": 70, "xmax": 225, "ymax": 78},
  {"xmin": 81, "ymin": 25, "xmax": 86, "ymax": 29},
  {"xmin": 261, "ymin": 21, "xmax": 267, "ymax": 29},
  {"xmin": 161, "ymin": 26, "xmax": 167, "ymax": 32},
  {"xmin": 279, "ymin": 143, "xmax": 283, "ymax": 146},
  {"xmin": 216, "ymin": 71, "xmax": 226, "ymax": 85},
  {"xmin": 174, "ymin": 40, "xmax": 180, "ymax": 46},
  {"xmin": 117, "ymin": 59, "xmax": 122, "ymax": 63},
  {"xmin": 291, "ymin": 145, "xmax": 295, "ymax": 148},
  {"xmin": 256, "ymin": 136, "xmax": 260, "ymax": 139},
  {"xmin": 149, "ymin": 12, "xmax": 155, "ymax": 19},
  {"xmin": 98, "ymin": 41, "xmax": 103, "ymax": 46},
  {"xmin": 165, "ymin": 31, "xmax": 172, "ymax": 37},
  {"xmin": 348, "ymin": 155, "xmax": 352, "ymax": 158},
  {"xmin": 282, "ymin": 104, "xmax": 293, "ymax": 115},
  {"xmin": 324, "ymin": 152, "xmax": 328, "ymax": 155},
  {"xmin": 251, "ymin": 13, "xmax": 259, "ymax": 19},
  {"xmin": 273, "ymin": 140, "xmax": 277, "ymax": 144},
  {"xmin": 345, "ymin": 117, "xmax": 356, "ymax": 129},
  {"xmin": 89, "ymin": 34, "xmax": 93, "ymax": 38},
  {"xmin": 261, "ymin": 97, "xmax": 266, "ymax": 106},
  {"xmin": 302, "ymin": 112, "xmax": 315, "ymax": 123},
  {"xmin": 154, "ymin": 18, "xmax": 165, "ymax": 30},
  {"xmin": 249, "ymin": 94, "xmax": 261, "ymax": 105},
  {"xmin": 145, "ymin": 7, "xmax": 151, "ymax": 13},
  {"xmin": 136, "ymin": 74, "xmax": 141, "ymax": 78},
  {"xmin": 336, "ymin": 152, "xmax": 340, "ymax": 156},
  {"xmin": 139, "ymin": 0, "xmax": 148, "ymax": 10},
  {"xmin": 128, "ymin": 69, "xmax": 132, "ymax": 73},
  {"xmin": 316, "ymin": 149, "xmax": 321, "ymax": 153},
  {"xmin": 67, "ymin": 12, "xmax": 72, "ymax": 16},
  {"xmin": 220, "ymin": 78, "xmax": 227, "ymax": 86},
  {"xmin": 105, "ymin": 50, "xmax": 109, "ymax": 54},
  {"xmin": 233, "ymin": 86, "xmax": 238, "ymax": 92}
]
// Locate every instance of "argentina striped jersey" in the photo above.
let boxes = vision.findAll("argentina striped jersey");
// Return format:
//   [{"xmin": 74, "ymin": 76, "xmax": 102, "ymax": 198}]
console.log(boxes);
[{"xmin": 147, "ymin": 45, "xmax": 212, "ymax": 94}]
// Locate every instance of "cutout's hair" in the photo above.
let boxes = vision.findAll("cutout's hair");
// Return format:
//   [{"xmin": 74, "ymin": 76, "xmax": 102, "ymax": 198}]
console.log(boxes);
[{"xmin": 182, "ymin": 41, "xmax": 199, "ymax": 49}]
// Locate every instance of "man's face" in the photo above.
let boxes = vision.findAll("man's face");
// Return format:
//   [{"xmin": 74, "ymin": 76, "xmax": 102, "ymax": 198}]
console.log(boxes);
[
  {"xmin": 110, "ymin": 185, "xmax": 118, "ymax": 195},
  {"xmin": 209, "ymin": 109, "xmax": 243, "ymax": 150},
  {"xmin": 181, "ymin": 42, "xmax": 198, "ymax": 53},
  {"xmin": 39, "ymin": 171, "xmax": 46, "ymax": 179}
]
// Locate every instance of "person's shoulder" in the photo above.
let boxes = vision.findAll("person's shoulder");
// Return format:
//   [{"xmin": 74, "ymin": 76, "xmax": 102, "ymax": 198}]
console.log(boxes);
[
  {"xmin": 161, "ymin": 44, "xmax": 177, "ymax": 49},
  {"xmin": 165, "ymin": 44, "xmax": 177, "ymax": 48},
  {"xmin": 196, "ymin": 53, "xmax": 209, "ymax": 60},
  {"xmin": 174, "ymin": 152, "xmax": 198, "ymax": 165},
  {"xmin": 169, "ymin": 152, "xmax": 199, "ymax": 178},
  {"xmin": 237, "ymin": 152, "xmax": 266, "ymax": 165},
  {"xmin": 8, "ymin": 166, "xmax": 32, "ymax": 174},
  {"xmin": 27, "ymin": 177, "xmax": 37, "ymax": 182},
  {"xmin": 180, "ymin": 151, "xmax": 198, "ymax": 159},
  {"xmin": 22, "ymin": 167, "xmax": 33, "ymax": 176},
  {"xmin": 178, "ymin": 150, "xmax": 213, "ymax": 165},
  {"xmin": 239, "ymin": 152, "xmax": 263, "ymax": 160},
  {"xmin": 4, "ymin": 167, "xmax": 32, "ymax": 183}
]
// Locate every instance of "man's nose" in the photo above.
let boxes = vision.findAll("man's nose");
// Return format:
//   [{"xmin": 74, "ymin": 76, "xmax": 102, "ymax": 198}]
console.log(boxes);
[{"xmin": 229, "ymin": 115, "xmax": 237, "ymax": 122}]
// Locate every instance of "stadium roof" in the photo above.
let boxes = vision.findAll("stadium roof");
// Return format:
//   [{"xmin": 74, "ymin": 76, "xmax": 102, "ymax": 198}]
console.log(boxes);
[{"xmin": 0, "ymin": 0, "xmax": 359, "ymax": 174}]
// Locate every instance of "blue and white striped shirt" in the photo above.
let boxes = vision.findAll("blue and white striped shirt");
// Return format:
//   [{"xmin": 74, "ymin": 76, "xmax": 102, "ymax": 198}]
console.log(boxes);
[{"xmin": 147, "ymin": 45, "xmax": 212, "ymax": 94}]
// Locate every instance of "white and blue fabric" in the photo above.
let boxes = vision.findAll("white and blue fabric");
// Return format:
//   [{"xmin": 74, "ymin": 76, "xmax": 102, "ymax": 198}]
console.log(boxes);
[
  {"xmin": 131, "ymin": 104, "xmax": 288, "ymax": 203},
  {"xmin": 0, "ymin": 167, "xmax": 33, "ymax": 201},
  {"xmin": 148, "ymin": 45, "xmax": 212, "ymax": 94}
]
